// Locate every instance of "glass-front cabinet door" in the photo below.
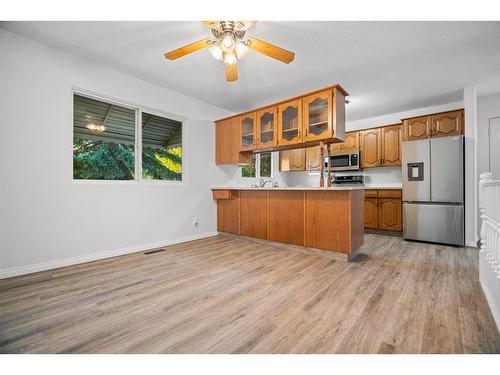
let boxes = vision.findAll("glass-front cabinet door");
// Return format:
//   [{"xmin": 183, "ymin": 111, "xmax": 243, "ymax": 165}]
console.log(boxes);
[
  {"xmin": 277, "ymin": 99, "xmax": 302, "ymax": 146},
  {"xmin": 302, "ymin": 90, "xmax": 333, "ymax": 142},
  {"xmin": 256, "ymin": 106, "xmax": 277, "ymax": 149},
  {"xmin": 240, "ymin": 112, "xmax": 256, "ymax": 151}
]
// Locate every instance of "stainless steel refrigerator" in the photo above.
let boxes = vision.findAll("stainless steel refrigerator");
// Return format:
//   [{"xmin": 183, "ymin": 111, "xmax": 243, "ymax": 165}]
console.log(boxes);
[{"xmin": 402, "ymin": 135, "xmax": 464, "ymax": 246}]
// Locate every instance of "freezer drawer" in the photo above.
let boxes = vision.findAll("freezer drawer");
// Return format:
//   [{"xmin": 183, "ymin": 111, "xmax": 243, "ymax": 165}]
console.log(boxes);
[{"xmin": 403, "ymin": 203, "xmax": 464, "ymax": 246}]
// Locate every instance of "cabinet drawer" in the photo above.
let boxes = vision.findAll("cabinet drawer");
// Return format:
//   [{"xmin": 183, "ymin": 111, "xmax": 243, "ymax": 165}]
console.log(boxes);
[
  {"xmin": 364, "ymin": 189, "xmax": 378, "ymax": 198},
  {"xmin": 377, "ymin": 189, "xmax": 402, "ymax": 199},
  {"xmin": 212, "ymin": 190, "xmax": 237, "ymax": 200}
]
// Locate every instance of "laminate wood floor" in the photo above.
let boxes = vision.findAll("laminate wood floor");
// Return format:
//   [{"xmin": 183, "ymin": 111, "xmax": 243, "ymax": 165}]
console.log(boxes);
[{"xmin": 1, "ymin": 234, "xmax": 499, "ymax": 354}]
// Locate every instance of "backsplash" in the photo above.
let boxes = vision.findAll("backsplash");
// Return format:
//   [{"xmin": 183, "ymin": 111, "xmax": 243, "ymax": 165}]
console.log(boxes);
[{"xmin": 211, "ymin": 152, "xmax": 402, "ymax": 188}]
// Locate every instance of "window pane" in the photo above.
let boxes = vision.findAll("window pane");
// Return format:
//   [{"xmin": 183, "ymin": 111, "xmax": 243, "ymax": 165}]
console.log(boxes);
[
  {"xmin": 260, "ymin": 153, "xmax": 272, "ymax": 177},
  {"xmin": 73, "ymin": 94, "xmax": 135, "ymax": 180},
  {"xmin": 141, "ymin": 112, "xmax": 183, "ymax": 181},
  {"xmin": 241, "ymin": 155, "xmax": 256, "ymax": 178}
]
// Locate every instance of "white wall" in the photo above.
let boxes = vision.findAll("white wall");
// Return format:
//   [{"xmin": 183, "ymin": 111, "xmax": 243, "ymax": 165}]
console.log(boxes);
[
  {"xmin": 477, "ymin": 92, "xmax": 500, "ymax": 233},
  {"xmin": 0, "ymin": 30, "xmax": 233, "ymax": 278}
]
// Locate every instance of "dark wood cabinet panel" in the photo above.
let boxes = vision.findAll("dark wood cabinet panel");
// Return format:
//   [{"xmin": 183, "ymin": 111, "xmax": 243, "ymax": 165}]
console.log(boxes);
[
  {"xmin": 382, "ymin": 124, "xmax": 402, "ymax": 166},
  {"xmin": 269, "ymin": 191, "xmax": 305, "ymax": 246},
  {"xmin": 432, "ymin": 110, "xmax": 463, "ymax": 138},
  {"xmin": 240, "ymin": 190, "xmax": 269, "ymax": 239},
  {"xmin": 378, "ymin": 198, "xmax": 402, "ymax": 232},
  {"xmin": 360, "ymin": 128, "xmax": 382, "ymax": 168}
]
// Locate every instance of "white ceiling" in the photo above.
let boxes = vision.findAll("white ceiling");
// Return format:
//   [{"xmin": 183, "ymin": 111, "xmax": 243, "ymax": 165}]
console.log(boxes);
[{"xmin": 2, "ymin": 21, "xmax": 500, "ymax": 121}]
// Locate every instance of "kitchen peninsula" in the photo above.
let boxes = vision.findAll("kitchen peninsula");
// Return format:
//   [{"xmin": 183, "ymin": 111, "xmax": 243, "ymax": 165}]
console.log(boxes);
[{"xmin": 212, "ymin": 186, "xmax": 364, "ymax": 261}]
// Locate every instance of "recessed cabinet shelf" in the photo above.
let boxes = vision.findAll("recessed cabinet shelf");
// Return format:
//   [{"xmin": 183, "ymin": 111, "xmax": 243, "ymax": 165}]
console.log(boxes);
[{"xmin": 309, "ymin": 121, "xmax": 329, "ymax": 128}]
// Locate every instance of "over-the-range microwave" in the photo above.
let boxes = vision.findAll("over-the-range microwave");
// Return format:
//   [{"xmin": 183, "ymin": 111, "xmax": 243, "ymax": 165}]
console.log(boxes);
[{"xmin": 325, "ymin": 151, "xmax": 360, "ymax": 171}]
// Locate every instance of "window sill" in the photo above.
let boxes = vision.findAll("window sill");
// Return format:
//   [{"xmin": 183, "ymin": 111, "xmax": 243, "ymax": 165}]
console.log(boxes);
[{"xmin": 72, "ymin": 179, "xmax": 187, "ymax": 187}]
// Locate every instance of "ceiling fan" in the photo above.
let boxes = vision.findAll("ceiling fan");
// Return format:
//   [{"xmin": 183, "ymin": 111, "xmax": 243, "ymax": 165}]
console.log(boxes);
[{"xmin": 164, "ymin": 21, "xmax": 295, "ymax": 82}]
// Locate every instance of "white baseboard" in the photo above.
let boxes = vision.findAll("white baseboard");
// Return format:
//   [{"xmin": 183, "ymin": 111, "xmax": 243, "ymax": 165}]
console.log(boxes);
[
  {"xmin": 481, "ymin": 279, "xmax": 500, "ymax": 335},
  {"xmin": 465, "ymin": 240, "xmax": 478, "ymax": 248},
  {"xmin": 0, "ymin": 231, "xmax": 219, "ymax": 279}
]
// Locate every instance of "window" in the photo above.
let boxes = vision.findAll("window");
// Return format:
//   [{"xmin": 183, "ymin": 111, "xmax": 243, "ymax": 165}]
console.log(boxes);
[
  {"xmin": 73, "ymin": 93, "xmax": 183, "ymax": 181},
  {"xmin": 240, "ymin": 152, "xmax": 273, "ymax": 179},
  {"xmin": 141, "ymin": 112, "xmax": 182, "ymax": 181}
]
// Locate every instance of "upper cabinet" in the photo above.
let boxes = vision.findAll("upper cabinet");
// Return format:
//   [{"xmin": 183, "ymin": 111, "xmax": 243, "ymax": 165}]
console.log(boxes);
[
  {"xmin": 278, "ymin": 99, "xmax": 302, "ymax": 146},
  {"xmin": 432, "ymin": 110, "xmax": 463, "ymax": 138},
  {"xmin": 360, "ymin": 128, "xmax": 382, "ymax": 168},
  {"xmin": 305, "ymin": 146, "xmax": 321, "ymax": 170},
  {"xmin": 215, "ymin": 84, "xmax": 348, "ymax": 165},
  {"xmin": 331, "ymin": 131, "xmax": 359, "ymax": 153},
  {"xmin": 303, "ymin": 90, "xmax": 333, "ymax": 142},
  {"xmin": 381, "ymin": 124, "xmax": 402, "ymax": 167},
  {"xmin": 403, "ymin": 116, "xmax": 431, "ymax": 141},
  {"xmin": 256, "ymin": 106, "xmax": 278, "ymax": 149},
  {"xmin": 360, "ymin": 124, "xmax": 402, "ymax": 168},
  {"xmin": 215, "ymin": 116, "xmax": 253, "ymax": 165},
  {"xmin": 240, "ymin": 112, "xmax": 257, "ymax": 151},
  {"xmin": 403, "ymin": 110, "xmax": 464, "ymax": 141}
]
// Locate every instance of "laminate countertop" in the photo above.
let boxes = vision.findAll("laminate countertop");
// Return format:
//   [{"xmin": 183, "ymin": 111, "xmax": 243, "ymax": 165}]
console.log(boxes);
[{"xmin": 211, "ymin": 186, "xmax": 364, "ymax": 191}]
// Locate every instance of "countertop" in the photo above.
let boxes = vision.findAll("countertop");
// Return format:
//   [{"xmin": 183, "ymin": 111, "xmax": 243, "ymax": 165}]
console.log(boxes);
[{"xmin": 211, "ymin": 186, "xmax": 364, "ymax": 191}]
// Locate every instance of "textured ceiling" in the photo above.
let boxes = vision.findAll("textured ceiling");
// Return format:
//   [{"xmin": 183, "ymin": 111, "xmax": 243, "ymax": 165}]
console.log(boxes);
[{"xmin": 2, "ymin": 21, "xmax": 500, "ymax": 121}]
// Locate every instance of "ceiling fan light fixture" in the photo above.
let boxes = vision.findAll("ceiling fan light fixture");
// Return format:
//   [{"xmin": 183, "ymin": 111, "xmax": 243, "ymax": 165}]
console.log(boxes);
[
  {"xmin": 221, "ymin": 33, "xmax": 235, "ymax": 52},
  {"xmin": 209, "ymin": 42, "xmax": 223, "ymax": 61},
  {"xmin": 223, "ymin": 52, "xmax": 237, "ymax": 65},
  {"xmin": 235, "ymin": 40, "xmax": 249, "ymax": 60}
]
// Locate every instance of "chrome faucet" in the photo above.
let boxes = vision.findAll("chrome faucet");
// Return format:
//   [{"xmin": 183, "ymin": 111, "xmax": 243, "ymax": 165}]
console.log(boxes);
[{"xmin": 252, "ymin": 177, "xmax": 272, "ymax": 188}]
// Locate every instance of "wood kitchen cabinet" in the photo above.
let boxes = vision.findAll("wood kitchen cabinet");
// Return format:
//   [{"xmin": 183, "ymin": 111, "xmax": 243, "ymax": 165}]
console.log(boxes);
[
  {"xmin": 302, "ymin": 90, "xmax": 333, "ymax": 142},
  {"xmin": 256, "ymin": 106, "xmax": 277, "ymax": 149},
  {"xmin": 240, "ymin": 190, "xmax": 269, "ymax": 239},
  {"xmin": 360, "ymin": 128, "xmax": 382, "ymax": 168},
  {"xmin": 278, "ymin": 99, "xmax": 302, "ymax": 146},
  {"xmin": 378, "ymin": 198, "xmax": 402, "ymax": 231},
  {"xmin": 240, "ymin": 112, "xmax": 257, "ymax": 151},
  {"xmin": 305, "ymin": 146, "xmax": 321, "ymax": 170},
  {"xmin": 403, "ymin": 116, "xmax": 431, "ymax": 141},
  {"xmin": 359, "ymin": 124, "xmax": 402, "ymax": 168},
  {"xmin": 381, "ymin": 124, "xmax": 402, "ymax": 166},
  {"xmin": 280, "ymin": 146, "xmax": 321, "ymax": 171},
  {"xmin": 215, "ymin": 190, "xmax": 240, "ymax": 234},
  {"xmin": 215, "ymin": 116, "xmax": 253, "ymax": 165},
  {"xmin": 432, "ymin": 110, "xmax": 463, "ymax": 138},
  {"xmin": 331, "ymin": 131, "xmax": 359, "ymax": 153},
  {"xmin": 364, "ymin": 189, "xmax": 402, "ymax": 232},
  {"xmin": 215, "ymin": 85, "xmax": 348, "ymax": 164},
  {"xmin": 403, "ymin": 110, "xmax": 464, "ymax": 141},
  {"xmin": 364, "ymin": 197, "xmax": 379, "ymax": 229}
]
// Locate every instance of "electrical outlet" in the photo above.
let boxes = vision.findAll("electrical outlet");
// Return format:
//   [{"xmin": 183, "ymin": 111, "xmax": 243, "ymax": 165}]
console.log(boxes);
[{"xmin": 193, "ymin": 217, "xmax": 199, "ymax": 226}]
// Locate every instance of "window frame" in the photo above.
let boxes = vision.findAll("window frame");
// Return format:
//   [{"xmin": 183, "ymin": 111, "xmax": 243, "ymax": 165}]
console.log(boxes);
[
  {"xmin": 71, "ymin": 88, "xmax": 187, "ymax": 185},
  {"xmin": 240, "ymin": 152, "xmax": 275, "ymax": 180}
]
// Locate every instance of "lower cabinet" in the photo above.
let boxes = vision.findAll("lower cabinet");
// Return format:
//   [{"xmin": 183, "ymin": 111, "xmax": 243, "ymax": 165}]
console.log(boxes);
[
  {"xmin": 364, "ymin": 189, "xmax": 402, "ymax": 232},
  {"xmin": 378, "ymin": 199, "xmax": 402, "ymax": 231},
  {"xmin": 240, "ymin": 190, "xmax": 269, "ymax": 239},
  {"xmin": 364, "ymin": 198, "xmax": 379, "ymax": 229}
]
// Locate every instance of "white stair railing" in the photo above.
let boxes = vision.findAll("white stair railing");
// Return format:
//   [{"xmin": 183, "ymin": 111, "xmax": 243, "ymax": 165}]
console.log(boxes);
[{"xmin": 479, "ymin": 172, "xmax": 500, "ymax": 331}]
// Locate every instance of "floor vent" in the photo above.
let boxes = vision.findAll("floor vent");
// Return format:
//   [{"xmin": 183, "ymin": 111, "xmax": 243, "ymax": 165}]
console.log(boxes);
[{"xmin": 143, "ymin": 249, "xmax": 165, "ymax": 255}]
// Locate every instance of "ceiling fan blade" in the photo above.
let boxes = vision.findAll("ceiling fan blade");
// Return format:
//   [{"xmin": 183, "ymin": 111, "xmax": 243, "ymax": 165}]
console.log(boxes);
[
  {"xmin": 225, "ymin": 63, "xmax": 238, "ymax": 82},
  {"xmin": 202, "ymin": 21, "xmax": 217, "ymax": 28},
  {"xmin": 164, "ymin": 38, "xmax": 212, "ymax": 60},
  {"xmin": 246, "ymin": 37, "xmax": 295, "ymax": 64}
]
